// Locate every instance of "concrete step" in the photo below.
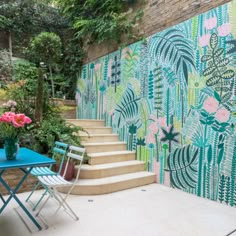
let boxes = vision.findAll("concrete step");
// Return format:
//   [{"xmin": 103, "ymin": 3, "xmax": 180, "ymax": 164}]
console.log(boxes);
[
  {"xmin": 59, "ymin": 171, "xmax": 156, "ymax": 195},
  {"xmin": 79, "ymin": 160, "xmax": 145, "ymax": 179},
  {"xmin": 80, "ymin": 127, "xmax": 112, "ymax": 135},
  {"xmin": 66, "ymin": 119, "xmax": 105, "ymax": 127},
  {"xmin": 82, "ymin": 142, "xmax": 127, "ymax": 153},
  {"xmin": 80, "ymin": 134, "xmax": 119, "ymax": 143},
  {"xmin": 88, "ymin": 150, "xmax": 136, "ymax": 165}
]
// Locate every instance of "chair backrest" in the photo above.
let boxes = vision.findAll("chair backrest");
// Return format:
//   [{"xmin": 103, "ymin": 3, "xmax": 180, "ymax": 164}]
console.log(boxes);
[
  {"xmin": 61, "ymin": 145, "xmax": 85, "ymax": 181},
  {"xmin": 51, "ymin": 141, "xmax": 69, "ymax": 173}
]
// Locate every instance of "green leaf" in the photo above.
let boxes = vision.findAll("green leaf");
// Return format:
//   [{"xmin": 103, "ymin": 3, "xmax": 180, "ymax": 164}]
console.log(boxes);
[
  {"xmin": 200, "ymin": 120, "xmax": 206, "ymax": 124},
  {"xmin": 206, "ymin": 76, "xmax": 221, "ymax": 86},
  {"xmin": 203, "ymin": 67, "xmax": 216, "ymax": 76},
  {"xmin": 201, "ymin": 55, "xmax": 212, "ymax": 62},
  {"xmin": 210, "ymin": 33, "xmax": 218, "ymax": 49},
  {"xmin": 217, "ymin": 148, "xmax": 224, "ymax": 165},
  {"xmin": 216, "ymin": 58, "xmax": 229, "ymax": 67},
  {"xmin": 222, "ymin": 70, "xmax": 235, "ymax": 80},
  {"xmin": 214, "ymin": 48, "xmax": 224, "ymax": 57},
  {"xmin": 200, "ymin": 110, "xmax": 208, "ymax": 117},
  {"xmin": 221, "ymin": 92, "xmax": 232, "ymax": 103},
  {"xmin": 214, "ymin": 91, "xmax": 221, "ymax": 102},
  {"xmin": 207, "ymin": 145, "xmax": 212, "ymax": 163}
]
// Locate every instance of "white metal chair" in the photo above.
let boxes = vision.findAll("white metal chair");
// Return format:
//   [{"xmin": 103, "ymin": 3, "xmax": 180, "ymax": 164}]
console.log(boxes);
[
  {"xmin": 36, "ymin": 145, "xmax": 85, "ymax": 220},
  {"xmin": 26, "ymin": 141, "xmax": 68, "ymax": 210}
]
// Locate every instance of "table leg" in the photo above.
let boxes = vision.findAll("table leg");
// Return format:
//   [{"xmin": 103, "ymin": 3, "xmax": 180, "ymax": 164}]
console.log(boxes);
[{"xmin": 0, "ymin": 168, "xmax": 42, "ymax": 230}]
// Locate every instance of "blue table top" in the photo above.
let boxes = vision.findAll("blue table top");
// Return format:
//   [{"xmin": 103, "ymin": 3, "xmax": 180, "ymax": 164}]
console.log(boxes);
[{"xmin": 0, "ymin": 148, "xmax": 55, "ymax": 169}]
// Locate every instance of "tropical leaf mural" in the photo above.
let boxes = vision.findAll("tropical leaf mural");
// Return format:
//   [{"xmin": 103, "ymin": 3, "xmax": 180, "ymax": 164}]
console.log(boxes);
[{"xmin": 77, "ymin": 1, "xmax": 236, "ymax": 207}]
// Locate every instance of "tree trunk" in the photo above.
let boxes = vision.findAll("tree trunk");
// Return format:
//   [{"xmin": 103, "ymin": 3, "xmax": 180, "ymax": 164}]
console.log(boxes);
[
  {"xmin": 34, "ymin": 69, "xmax": 44, "ymax": 122},
  {"xmin": 49, "ymin": 64, "xmax": 55, "ymax": 98},
  {"xmin": 8, "ymin": 31, "xmax": 12, "ymax": 64}
]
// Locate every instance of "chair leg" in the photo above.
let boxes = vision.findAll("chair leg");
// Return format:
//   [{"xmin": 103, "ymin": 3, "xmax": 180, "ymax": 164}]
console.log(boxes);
[
  {"xmin": 25, "ymin": 182, "xmax": 40, "ymax": 203},
  {"xmin": 32, "ymin": 189, "xmax": 49, "ymax": 211},
  {"xmin": 53, "ymin": 189, "xmax": 79, "ymax": 221},
  {"xmin": 35, "ymin": 194, "xmax": 51, "ymax": 217}
]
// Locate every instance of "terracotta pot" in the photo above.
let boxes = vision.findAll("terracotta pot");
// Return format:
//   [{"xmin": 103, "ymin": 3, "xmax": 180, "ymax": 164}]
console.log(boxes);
[{"xmin": 55, "ymin": 161, "xmax": 75, "ymax": 181}]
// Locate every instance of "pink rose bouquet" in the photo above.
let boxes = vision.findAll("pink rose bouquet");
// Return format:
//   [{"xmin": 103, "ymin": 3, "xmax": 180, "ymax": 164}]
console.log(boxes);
[{"xmin": 0, "ymin": 112, "xmax": 32, "ymax": 139}]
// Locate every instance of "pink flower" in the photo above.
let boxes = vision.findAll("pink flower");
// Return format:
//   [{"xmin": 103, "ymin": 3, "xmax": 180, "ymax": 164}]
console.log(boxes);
[
  {"xmin": 218, "ymin": 23, "xmax": 231, "ymax": 37},
  {"xmin": 158, "ymin": 117, "xmax": 166, "ymax": 127},
  {"xmin": 0, "ymin": 112, "xmax": 32, "ymax": 138},
  {"xmin": 94, "ymin": 63, "xmax": 101, "ymax": 72},
  {"xmin": 149, "ymin": 114, "xmax": 158, "ymax": 123},
  {"xmin": 205, "ymin": 17, "xmax": 217, "ymax": 30},
  {"xmin": 146, "ymin": 133, "xmax": 155, "ymax": 145},
  {"xmin": 0, "ymin": 112, "xmax": 15, "ymax": 122},
  {"xmin": 215, "ymin": 107, "xmax": 230, "ymax": 122},
  {"xmin": 149, "ymin": 122, "xmax": 159, "ymax": 134},
  {"xmin": 203, "ymin": 97, "xmax": 219, "ymax": 113},
  {"xmin": 12, "ymin": 114, "xmax": 31, "ymax": 127},
  {"xmin": 199, "ymin": 34, "xmax": 211, "ymax": 47}
]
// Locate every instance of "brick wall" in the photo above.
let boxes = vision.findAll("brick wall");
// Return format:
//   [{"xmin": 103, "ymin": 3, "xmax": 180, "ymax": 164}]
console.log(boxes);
[{"xmin": 85, "ymin": 0, "xmax": 231, "ymax": 63}]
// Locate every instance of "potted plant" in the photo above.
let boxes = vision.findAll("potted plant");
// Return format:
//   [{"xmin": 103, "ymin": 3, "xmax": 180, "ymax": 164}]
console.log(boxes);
[{"xmin": 0, "ymin": 111, "xmax": 32, "ymax": 160}]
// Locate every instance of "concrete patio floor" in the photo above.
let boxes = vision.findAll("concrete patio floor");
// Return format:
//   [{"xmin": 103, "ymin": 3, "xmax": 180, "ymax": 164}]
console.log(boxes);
[{"xmin": 1, "ymin": 183, "xmax": 236, "ymax": 236}]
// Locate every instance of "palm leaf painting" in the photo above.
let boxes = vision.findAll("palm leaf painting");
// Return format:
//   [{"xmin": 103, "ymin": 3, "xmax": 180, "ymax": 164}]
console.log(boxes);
[
  {"xmin": 154, "ymin": 28, "xmax": 195, "ymax": 84},
  {"xmin": 114, "ymin": 86, "xmax": 141, "ymax": 128},
  {"xmin": 167, "ymin": 145, "xmax": 199, "ymax": 190}
]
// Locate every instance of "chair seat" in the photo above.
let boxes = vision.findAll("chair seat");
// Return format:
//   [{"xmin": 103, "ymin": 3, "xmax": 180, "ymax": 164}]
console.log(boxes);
[
  {"xmin": 38, "ymin": 175, "xmax": 72, "ymax": 187},
  {"xmin": 29, "ymin": 167, "xmax": 56, "ymax": 176}
]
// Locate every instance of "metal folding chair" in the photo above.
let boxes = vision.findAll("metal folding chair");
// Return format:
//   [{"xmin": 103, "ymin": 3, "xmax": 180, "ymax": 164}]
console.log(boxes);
[
  {"xmin": 25, "ymin": 141, "xmax": 68, "ymax": 210},
  {"xmin": 36, "ymin": 145, "xmax": 85, "ymax": 220}
]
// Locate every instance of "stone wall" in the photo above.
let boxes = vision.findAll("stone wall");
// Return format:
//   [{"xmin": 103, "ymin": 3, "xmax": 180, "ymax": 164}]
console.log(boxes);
[{"xmin": 85, "ymin": 0, "xmax": 231, "ymax": 63}]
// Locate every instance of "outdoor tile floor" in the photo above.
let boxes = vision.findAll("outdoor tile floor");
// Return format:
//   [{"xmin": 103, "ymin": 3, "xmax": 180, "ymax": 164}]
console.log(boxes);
[{"xmin": 1, "ymin": 183, "xmax": 236, "ymax": 236}]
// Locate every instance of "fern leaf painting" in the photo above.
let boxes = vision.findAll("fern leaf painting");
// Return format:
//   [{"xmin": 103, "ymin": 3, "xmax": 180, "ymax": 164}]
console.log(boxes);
[
  {"xmin": 154, "ymin": 29, "xmax": 195, "ymax": 84},
  {"xmin": 114, "ymin": 86, "xmax": 141, "ymax": 128},
  {"xmin": 167, "ymin": 145, "xmax": 199, "ymax": 190}
]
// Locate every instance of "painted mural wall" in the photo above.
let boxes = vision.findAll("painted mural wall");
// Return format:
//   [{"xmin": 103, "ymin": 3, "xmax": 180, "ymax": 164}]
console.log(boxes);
[{"xmin": 77, "ymin": 1, "xmax": 236, "ymax": 206}]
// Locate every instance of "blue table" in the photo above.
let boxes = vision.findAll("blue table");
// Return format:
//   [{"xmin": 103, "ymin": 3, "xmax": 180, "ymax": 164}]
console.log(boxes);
[{"xmin": 0, "ymin": 148, "xmax": 55, "ymax": 230}]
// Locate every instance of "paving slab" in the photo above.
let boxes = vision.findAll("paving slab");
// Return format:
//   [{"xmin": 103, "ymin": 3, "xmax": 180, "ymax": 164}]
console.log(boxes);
[{"xmin": 0, "ymin": 184, "xmax": 236, "ymax": 236}]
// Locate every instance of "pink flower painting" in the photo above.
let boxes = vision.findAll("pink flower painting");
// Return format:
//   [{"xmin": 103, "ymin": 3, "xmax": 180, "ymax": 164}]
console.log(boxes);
[
  {"xmin": 205, "ymin": 17, "xmax": 217, "ymax": 30},
  {"xmin": 203, "ymin": 97, "xmax": 219, "ymax": 113},
  {"xmin": 215, "ymin": 107, "xmax": 230, "ymax": 123},
  {"xmin": 94, "ymin": 63, "xmax": 101, "ymax": 72},
  {"xmin": 146, "ymin": 133, "xmax": 155, "ymax": 146},
  {"xmin": 199, "ymin": 34, "xmax": 211, "ymax": 47},
  {"xmin": 218, "ymin": 23, "xmax": 231, "ymax": 37},
  {"xmin": 149, "ymin": 122, "xmax": 159, "ymax": 134}
]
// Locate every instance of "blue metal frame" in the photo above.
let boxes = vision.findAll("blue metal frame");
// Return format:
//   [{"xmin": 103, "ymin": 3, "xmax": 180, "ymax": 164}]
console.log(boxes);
[{"xmin": 0, "ymin": 148, "xmax": 56, "ymax": 231}]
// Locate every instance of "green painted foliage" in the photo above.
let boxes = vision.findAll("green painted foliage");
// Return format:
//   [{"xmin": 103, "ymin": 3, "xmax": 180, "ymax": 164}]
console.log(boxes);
[{"xmin": 167, "ymin": 145, "xmax": 199, "ymax": 190}]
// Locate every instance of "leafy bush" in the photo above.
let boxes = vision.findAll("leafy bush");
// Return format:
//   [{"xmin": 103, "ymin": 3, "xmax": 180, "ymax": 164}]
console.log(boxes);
[{"xmin": 21, "ymin": 113, "xmax": 85, "ymax": 155}]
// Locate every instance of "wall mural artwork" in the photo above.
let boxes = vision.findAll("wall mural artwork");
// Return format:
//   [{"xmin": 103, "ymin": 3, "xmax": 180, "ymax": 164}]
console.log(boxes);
[{"xmin": 77, "ymin": 1, "xmax": 236, "ymax": 206}]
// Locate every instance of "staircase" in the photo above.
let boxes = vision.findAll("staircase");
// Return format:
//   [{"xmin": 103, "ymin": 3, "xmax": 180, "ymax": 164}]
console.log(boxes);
[{"xmin": 64, "ymin": 119, "xmax": 155, "ymax": 195}]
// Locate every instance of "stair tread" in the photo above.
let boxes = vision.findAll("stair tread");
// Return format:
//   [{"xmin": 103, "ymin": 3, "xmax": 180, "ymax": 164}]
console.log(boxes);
[
  {"xmin": 81, "ymin": 160, "xmax": 144, "ymax": 170},
  {"xmin": 77, "ymin": 171, "xmax": 155, "ymax": 186},
  {"xmin": 82, "ymin": 141, "xmax": 126, "ymax": 146},
  {"xmin": 88, "ymin": 150, "xmax": 135, "ymax": 157}
]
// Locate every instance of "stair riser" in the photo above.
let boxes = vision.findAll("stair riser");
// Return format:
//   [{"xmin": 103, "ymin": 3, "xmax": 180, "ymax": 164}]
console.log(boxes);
[
  {"xmin": 85, "ymin": 144, "xmax": 126, "ymax": 153},
  {"xmin": 89, "ymin": 153, "xmax": 135, "ymax": 165},
  {"xmin": 66, "ymin": 120, "xmax": 105, "ymax": 127},
  {"xmin": 80, "ymin": 128, "xmax": 112, "ymax": 135},
  {"xmin": 79, "ymin": 163, "xmax": 145, "ymax": 179},
  {"xmin": 81, "ymin": 135, "xmax": 119, "ymax": 143},
  {"xmin": 58, "ymin": 175, "xmax": 155, "ymax": 195}
]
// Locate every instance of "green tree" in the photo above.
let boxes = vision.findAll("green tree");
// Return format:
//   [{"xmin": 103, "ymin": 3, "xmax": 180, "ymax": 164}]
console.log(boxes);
[{"xmin": 28, "ymin": 32, "xmax": 62, "ymax": 98}]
